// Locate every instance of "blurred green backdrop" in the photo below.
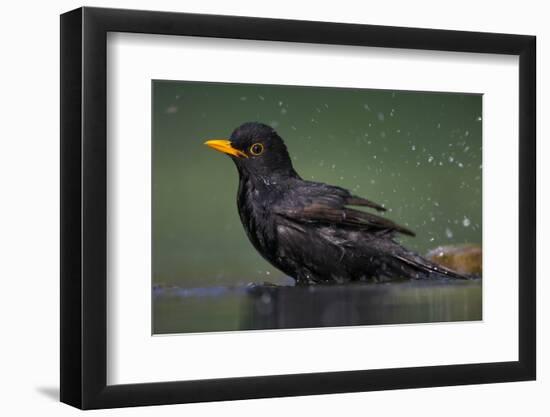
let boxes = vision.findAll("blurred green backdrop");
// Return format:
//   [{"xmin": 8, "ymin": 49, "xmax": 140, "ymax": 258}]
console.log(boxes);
[{"xmin": 152, "ymin": 80, "xmax": 482, "ymax": 288}]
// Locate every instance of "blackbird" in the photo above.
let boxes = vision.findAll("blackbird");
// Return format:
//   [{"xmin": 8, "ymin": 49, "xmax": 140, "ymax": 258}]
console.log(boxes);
[{"xmin": 205, "ymin": 122, "xmax": 469, "ymax": 285}]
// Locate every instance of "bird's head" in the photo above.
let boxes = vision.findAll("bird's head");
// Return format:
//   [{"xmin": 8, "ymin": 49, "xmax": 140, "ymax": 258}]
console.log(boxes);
[{"xmin": 204, "ymin": 122, "xmax": 297, "ymax": 179}]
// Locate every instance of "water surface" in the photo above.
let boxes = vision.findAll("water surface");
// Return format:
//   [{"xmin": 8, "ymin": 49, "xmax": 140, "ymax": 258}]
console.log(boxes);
[{"xmin": 154, "ymin": 280, "xmax": 482, "ymax": 334}]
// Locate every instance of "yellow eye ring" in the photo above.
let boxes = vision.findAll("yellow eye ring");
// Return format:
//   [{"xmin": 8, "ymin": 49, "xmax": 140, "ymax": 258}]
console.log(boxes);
[{"xmin": 250, "ymin": 143, "xmax": 264, "ymax": 156}]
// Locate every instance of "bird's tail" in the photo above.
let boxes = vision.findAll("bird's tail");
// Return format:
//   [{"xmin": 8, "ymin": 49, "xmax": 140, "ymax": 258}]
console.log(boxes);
[{"xmin": 385, "ymin": 243, "xmax": 475, "ymax": 281}]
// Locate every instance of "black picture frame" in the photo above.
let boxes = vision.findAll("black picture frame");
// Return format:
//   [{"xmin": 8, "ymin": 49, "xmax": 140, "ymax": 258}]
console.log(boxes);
[{"xmin": 60, "ymin": 6, "xmax": 536, "ymax": 410}]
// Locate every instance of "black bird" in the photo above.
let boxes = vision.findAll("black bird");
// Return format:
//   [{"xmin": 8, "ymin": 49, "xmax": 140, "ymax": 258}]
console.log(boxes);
[{"xmin": 205, "ymin": 122, "xmax": 469, "ymax": 285}]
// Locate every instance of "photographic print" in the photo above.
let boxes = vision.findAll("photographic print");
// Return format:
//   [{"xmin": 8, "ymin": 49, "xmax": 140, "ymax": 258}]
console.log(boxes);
[
  {"xmin": 60, "ymin": 9, "xmax": 536, "ymax": 407},
  {"xmin": 152, "ymin": 80, "xmax": 482, "ymax": 335}
]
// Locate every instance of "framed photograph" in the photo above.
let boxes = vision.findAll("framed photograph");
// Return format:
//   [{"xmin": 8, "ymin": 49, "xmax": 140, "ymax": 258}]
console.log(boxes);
[{"xmin": 60, "ymin": 6, "xmax": 536, "ymax": 409}]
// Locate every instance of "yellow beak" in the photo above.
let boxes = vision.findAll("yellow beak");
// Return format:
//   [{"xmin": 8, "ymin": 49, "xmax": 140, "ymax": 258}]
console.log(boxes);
[{"xmin": 204, "ymin": 139, "xmax": 248, "ymax": 158}]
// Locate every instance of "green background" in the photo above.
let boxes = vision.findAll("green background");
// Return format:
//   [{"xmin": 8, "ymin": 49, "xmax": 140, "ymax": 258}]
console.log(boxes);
[{"xmin": 152, "ymin": 80, "xmax": 482, "ymax": 288}]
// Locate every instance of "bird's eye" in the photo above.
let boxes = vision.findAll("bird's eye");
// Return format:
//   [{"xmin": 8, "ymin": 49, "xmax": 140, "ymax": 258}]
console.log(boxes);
[{"xmin": 250, "ymin": 143, "xmax": 264, "ymax": 156}]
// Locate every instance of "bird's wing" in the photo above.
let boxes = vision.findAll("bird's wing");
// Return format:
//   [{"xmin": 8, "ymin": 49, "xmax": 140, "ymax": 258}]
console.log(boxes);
[
  {"xmin": 274, "ymin": 184, "xmax": 415, "ymax": 237},
  {"xmin": 346, "ymin": 195, "xmax": 386, "ymax": 212},
  {"xmin": 296, "ymin": 181, "xmax": 387, "ymax": 211}
]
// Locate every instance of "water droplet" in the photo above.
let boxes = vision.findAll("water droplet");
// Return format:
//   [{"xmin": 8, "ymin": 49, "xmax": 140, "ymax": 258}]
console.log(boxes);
[
  {"xmin": 411, "ymin": 145, "xmax": 416, "ymax": 151},
  {"xmin": 477, "ymin": 116, "xmax": 482, "ymax": 121},
  {"xmin": 449, "ymin": 156, "xmax": 454, "ymax": 163},
  {"xmin": 458, "ymin": 162, "xmax": 464, "ymax": 168},
  {"xmin": 428, "ymin": 156, "xmax": 434, "ymax": 163},
  {"xmin": 363, "ymin": 104, "xmax": 371, "ymax": 111},
  {"xmin": 445, "ymin": 228, "xmax": 454, "ymax": 239},
  {"xmin": 462, "ymin": 217, "xmax": 471, "ymax": 227}
]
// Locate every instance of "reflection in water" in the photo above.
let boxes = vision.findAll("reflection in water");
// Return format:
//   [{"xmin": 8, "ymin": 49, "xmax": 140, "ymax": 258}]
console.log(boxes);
[{"xmin": 153, "ymin": 280, "xmax": 481, "ymax": 334}]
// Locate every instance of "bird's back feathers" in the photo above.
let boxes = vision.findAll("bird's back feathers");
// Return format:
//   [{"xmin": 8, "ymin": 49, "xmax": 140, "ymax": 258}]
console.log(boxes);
[{"xmin": 273, "ymin": 179, "xmax": 415, "ymax": 237}]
